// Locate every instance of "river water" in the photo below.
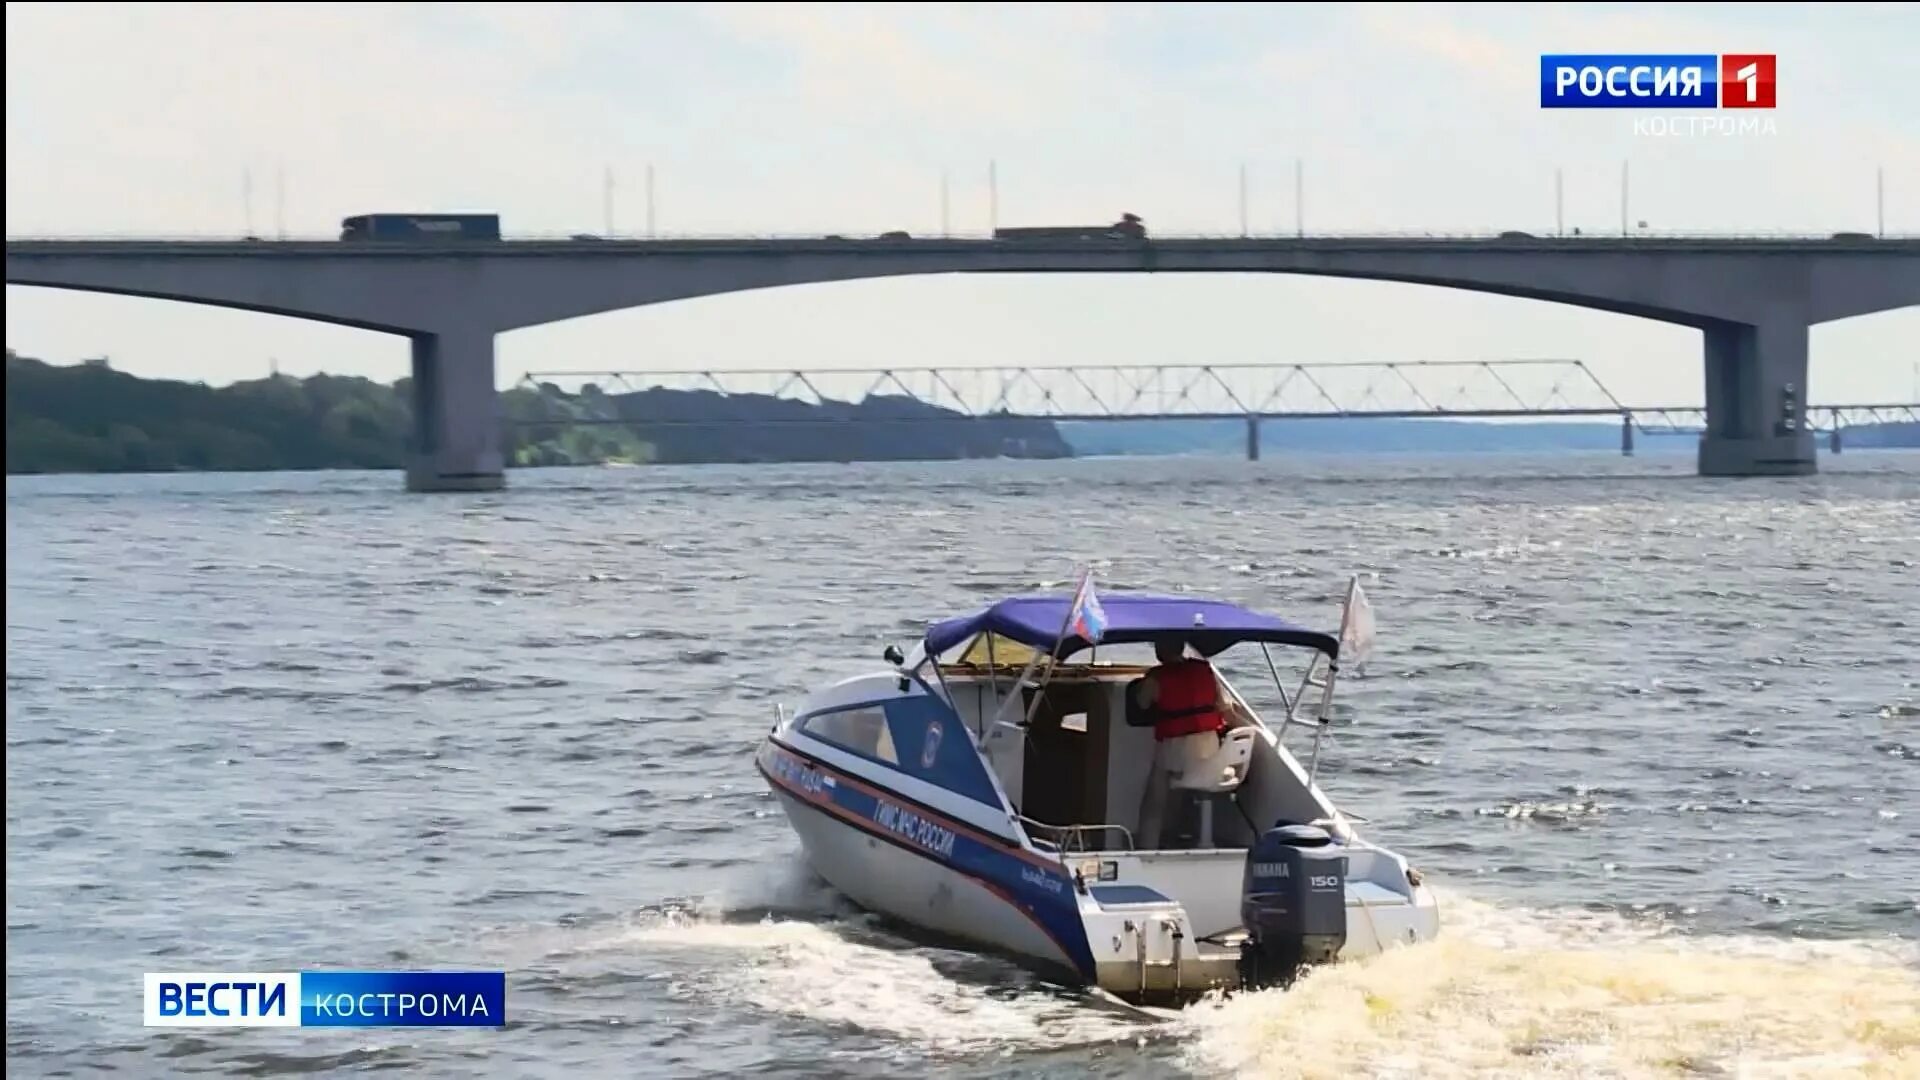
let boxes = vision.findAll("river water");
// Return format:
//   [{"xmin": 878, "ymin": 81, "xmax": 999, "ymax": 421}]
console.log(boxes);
[{"xmin": 7, "ymin": 452, "xmax": 1919, "ymax": 1079}]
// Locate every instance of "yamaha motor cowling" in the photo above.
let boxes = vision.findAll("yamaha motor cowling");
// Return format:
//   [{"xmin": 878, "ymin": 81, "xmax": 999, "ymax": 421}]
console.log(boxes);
[{"xmin": 1239, "ymin": 824, "xmax": 1347, "ymax": 990}]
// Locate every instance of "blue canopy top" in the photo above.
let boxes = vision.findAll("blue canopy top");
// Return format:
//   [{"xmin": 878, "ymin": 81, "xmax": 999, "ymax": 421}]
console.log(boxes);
[{"xmin": 923, "ymin": 592, "xmax": 1341, "ymax": 661}]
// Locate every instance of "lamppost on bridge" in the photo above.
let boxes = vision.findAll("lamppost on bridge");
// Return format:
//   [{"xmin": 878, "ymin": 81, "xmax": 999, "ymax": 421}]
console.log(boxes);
[
  {"xmin": 1555, "ymin": 167, "xmax": 1564, "ymax": 238},
  {"xmin": 988, "ymin": 160, "xmax": 999, "ymax": 234}
]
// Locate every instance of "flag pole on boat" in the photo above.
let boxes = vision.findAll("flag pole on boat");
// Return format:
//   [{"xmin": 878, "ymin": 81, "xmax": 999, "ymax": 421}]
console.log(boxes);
[
  {"xmin": 984, "ymin": 566, "xmax": 1107, "ymax": 734},
  {"xmin": 1022, "ymin": 566, "xmax": 1107, "ymax": 729},
  {"xmin": 1308, "ymin": 574, "xmax": 1374, "ymax": 782}
]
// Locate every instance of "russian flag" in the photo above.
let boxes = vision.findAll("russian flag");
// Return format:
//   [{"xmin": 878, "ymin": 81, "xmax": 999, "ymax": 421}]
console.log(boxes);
[{"xmin": 1067, "ymin": 570, "xmax": 1108, "ymax": 644}]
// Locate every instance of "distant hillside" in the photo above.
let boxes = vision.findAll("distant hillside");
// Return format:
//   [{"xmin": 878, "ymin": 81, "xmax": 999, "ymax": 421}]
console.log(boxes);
[
  {"xmin": 7, "ymin": 351, "xmax": 417, "ymax": 474},
  {"xmin": 1058, "ymin": 417, "xmax": 1678, "ymax": 456},
  {"xmin": 4, "ymin": 352, "xmax": 1072, "ymax": 475},
  {"xmin": 1062, "ymin": 416, "xmax": 1920, "ymax": 457},
  {"xmin": 514, "ymin": 381, "xmax": 1072, "ymax": 465}
]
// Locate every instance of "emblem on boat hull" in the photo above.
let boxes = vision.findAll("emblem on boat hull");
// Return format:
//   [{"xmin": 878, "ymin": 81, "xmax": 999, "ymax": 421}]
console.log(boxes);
[{"xmin": 921, "ymin": 720, "xmax": 944, "ymax": 768}]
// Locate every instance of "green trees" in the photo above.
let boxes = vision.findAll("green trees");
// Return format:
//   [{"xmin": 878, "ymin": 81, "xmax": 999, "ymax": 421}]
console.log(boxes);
[
  {"xmin": 6, "ymin": 352, "xmax": 412, "ymax": 472},
  {"xmin": 4, "ymin": 352, "xmax": 655, "ymax": 474},
  {"xmin": 4, "ymin": 350, "xmax": 1075, "ymax": 474}
]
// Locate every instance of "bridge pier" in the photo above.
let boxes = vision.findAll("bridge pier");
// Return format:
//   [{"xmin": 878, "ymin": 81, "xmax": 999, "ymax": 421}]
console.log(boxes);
[
  {"xmin": 1697, "ymin": 317, "xmax": 1817, "ymax": 477},
  {"xmin": 406, "ymin": 326, "xmax": 506, "ymax": 493},
  {"xmin": 1621, "ymin": 414, "xmax": 1634, "ymax": 456},
  {"xmin": 1246, "ymin": 417, "xmax": 1260, "ymax": 461}
]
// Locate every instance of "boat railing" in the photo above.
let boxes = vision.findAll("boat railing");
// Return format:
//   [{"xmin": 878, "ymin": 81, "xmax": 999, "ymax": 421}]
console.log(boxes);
[{"xmin": 1017, "ymin": 815, "xmax": 1136, "ymax": 854}]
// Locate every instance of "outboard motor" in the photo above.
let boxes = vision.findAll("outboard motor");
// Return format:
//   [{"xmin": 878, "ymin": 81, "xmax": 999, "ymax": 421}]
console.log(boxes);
[{"xmin": 1239, "ymin": 824, "xmax": 1348, "ymax": 990}]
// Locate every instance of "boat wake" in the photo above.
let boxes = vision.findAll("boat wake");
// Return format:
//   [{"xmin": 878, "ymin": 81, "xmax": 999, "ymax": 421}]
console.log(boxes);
[
  {"xmin": 628, "ymin": 912, "xmax": 1153, "ymax": 1056},
  {"xmin": 1174, "ymin": 886, "xmax": 1920, "ymax": 1079},
  {"xmin": 616, "ymin": 858, "xmax": 1154, "ymax": 1057},
  {"xmin": 495, "ymin": 860, "xmax": 1917, "ymax": 1074}
]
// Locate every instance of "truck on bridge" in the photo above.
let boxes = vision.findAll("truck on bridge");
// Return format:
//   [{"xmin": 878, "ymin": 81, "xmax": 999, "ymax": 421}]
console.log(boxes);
[
  {"xmin": 339, "ymin": 213, "xmax": 502, "ymax": 242},
  {"xmin": 994, "ymin": 213, "xmax": 1146, "ymax": 241}
]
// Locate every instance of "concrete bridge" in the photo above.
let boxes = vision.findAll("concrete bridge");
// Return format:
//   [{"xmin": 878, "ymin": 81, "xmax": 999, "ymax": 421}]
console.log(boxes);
[{"xmin": 6, "ymin": 234, "xmax": 1918, "ymax": 490}]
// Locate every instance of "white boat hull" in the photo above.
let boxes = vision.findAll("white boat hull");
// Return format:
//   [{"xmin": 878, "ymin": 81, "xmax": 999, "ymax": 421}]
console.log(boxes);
[
  {"xmin": 757, "ymin": 736, "xmax": 1099, "ymax": 982},
  {"xmin": 766, "ymin": 786, "xmax": 1080, "ymax": 977}
]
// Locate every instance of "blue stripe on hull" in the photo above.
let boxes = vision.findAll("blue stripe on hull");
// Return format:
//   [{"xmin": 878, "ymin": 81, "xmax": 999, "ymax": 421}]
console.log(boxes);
[{"xmin": 759, "ymin": 737, "xmax": 1096, "ymax": 980}]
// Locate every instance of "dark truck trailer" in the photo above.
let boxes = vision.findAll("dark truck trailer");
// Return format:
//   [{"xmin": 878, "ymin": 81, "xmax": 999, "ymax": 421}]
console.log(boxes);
[
  {"xmin": 993, "ymin": 213, "xmax": 1146, "ymax": 241},
  {"xmin": 993, "ymin": 226, "xmax": 1113, "ymax": 240},
  {"xmin": 339, "ymin": 214, "xmax": 502, "ymax": 241}
]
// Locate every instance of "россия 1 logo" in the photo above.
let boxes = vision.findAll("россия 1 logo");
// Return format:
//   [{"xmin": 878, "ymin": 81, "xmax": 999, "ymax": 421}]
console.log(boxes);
[{"xmin": 1540, "ymin": 54, "xmax": 1776, "ymax": 109}]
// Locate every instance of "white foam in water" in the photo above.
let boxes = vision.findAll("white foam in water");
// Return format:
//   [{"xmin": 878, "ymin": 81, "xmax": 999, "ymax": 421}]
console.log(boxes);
[
  {"xmin": 556, "ymin": 861, "xmax": 1920, "ymax": 1072},
  {"xmin": 690, "ymin": 855, "xmax": 864, "ymax": 922},
  {"xmin": 625, "ymin": 909, "xmax": 1145, "ymax": 1056},
  {"xmin": 1175, "ymin": 886, "xmax": 1920, "ymax": 1079},
  {"xmin": 598, "ymin": 857, "xmax": 1147, "ymax": 1055}
]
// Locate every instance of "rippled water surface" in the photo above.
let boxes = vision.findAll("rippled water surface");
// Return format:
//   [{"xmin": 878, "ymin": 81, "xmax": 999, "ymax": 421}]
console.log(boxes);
[{"xmin": 8, "ymin": 453, "xmax": 1919, "ymax": 1078}]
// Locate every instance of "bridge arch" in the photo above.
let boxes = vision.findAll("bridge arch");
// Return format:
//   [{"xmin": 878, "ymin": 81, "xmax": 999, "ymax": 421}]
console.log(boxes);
[
  {"xmin": 3, "ymin": 276, "xmax": 419, "ymax": 336},
  {"xmin": 472, "ymin": 245, "xmax": 1792, "ymax": 333}
]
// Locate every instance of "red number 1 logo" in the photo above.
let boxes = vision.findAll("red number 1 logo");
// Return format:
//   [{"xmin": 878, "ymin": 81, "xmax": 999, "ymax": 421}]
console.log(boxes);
[{"xmin": 1720, "ymin": 54, "xmax": 1776, "ymax": 108}]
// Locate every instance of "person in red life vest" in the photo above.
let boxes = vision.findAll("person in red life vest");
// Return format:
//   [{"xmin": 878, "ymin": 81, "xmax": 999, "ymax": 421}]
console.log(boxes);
[{"xmin": 1134, "ymin": 637, "xmax": 1228, "ymax": 848}]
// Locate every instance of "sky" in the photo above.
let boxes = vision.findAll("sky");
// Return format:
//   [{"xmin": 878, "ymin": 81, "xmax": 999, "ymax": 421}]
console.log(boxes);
[{"xmin": 6, "ymin": 2, "xmax": 1918, "ymax": 405}]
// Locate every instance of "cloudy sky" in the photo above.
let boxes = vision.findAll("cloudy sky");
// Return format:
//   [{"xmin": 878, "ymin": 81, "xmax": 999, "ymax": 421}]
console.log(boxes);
[{"xmin": 6, "ymin": 2, "xmax": 1917, "ymax": 403}]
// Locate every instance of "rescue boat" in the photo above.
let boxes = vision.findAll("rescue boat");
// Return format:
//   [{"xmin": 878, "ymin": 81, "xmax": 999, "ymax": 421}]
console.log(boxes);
[{"xmin": 754, "ymin": 575, "xmax": 1438, "ymax": 1007}]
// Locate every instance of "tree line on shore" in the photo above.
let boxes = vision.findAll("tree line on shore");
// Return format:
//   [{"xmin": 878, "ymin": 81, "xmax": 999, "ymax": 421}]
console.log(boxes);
[{"xmin": 4, "ymin": 352, "xmax": 1072, "ymax": 474}]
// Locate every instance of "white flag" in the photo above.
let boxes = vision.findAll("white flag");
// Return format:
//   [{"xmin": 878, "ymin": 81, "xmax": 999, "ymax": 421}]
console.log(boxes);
[{"xmin": 1339, "ymin": 575, "xmax": 1377, "ymax": 671}]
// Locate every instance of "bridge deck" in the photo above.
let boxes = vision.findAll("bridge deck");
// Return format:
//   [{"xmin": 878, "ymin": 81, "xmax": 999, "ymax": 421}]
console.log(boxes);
[{"xmin": 8, "ymin": 234, "xmax": 1916, "ymax": 258}]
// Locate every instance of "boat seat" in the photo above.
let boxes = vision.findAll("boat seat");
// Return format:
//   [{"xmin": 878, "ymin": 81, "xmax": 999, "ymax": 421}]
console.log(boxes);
[
  {"xmin": 1171, "ymin": 726, "xmax": 1257, "ymax": 793},
  {"xmin": 1169, "ymin": 726, "xmax": 1257, "ymax": 849}
]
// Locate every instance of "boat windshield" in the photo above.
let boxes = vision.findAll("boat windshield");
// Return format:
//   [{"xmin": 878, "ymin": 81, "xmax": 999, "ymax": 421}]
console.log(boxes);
[{"xmin": 942, "ymin": 633, "xmax": 1179, "ymax": 671}]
